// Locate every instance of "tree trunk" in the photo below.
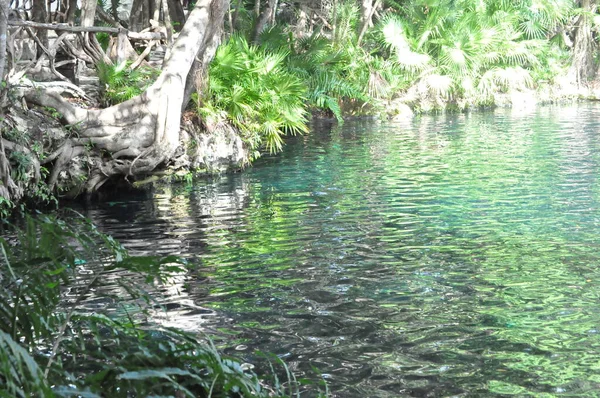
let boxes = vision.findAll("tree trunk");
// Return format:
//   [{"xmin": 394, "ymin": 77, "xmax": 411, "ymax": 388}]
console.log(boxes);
[
  {"xmin": 358, "ymin": 0, "xmax": 374, "ymax": 38},
  {"xmin": 254, "ymin": 0, "xmax": 260, "ymax": 17},
  {"xmin": 32, "ymin": 0, "xmax": 48, "ymax": 58},
  {"xmin": 252, "ymin": 0, "xmax": 275, "ymax": 42},
  {"xmin": 295, "ymin": 5, "xmax": 308, "ymax": 39},
  {"xmin": 110, "ymin": 0, "xmax": 120, "ymax": 21},
  {"xmin": 357, "ymin": 0, "xmax": 380, "ymax": 46},
  {"xmin": 66, "ymin": 0, "xmax": 78, "ymax": 24},
  {"xmin": 81, "ymin": 0, "xmax": 97, "ymax": 27},
  {"xmin": 570, "ymin": 0, "xmax": 595, "ymax": 85},
  {"xmin": 168, "ymin": 0, "xmax": 186, "ymax": 32},
  {"xmin": 331, "ymin": 0, "xmax": 337, "ymax": 43},
  {"xmin": 129, "ymin": 0, "xmax": 154, "ymax": 32},
  {"xmin": 231, "ymin": 0, "xmax": 242, "ymax": 31},
  {"xmin": 161, "ymin": 0, "xmax": 173, "ymax": 45},
  {"xmin": 0, "ymin": 0, "xmax": 7, "ymax": 81},
  {"xmin": 24, "ymin": 0, "xmax": 228, "ymax": 194}
]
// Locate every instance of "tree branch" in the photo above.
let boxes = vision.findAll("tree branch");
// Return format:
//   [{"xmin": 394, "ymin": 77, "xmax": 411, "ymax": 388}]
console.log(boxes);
[{"xmin": 8, "ymin": 20, "xmax": 165, "ymax": 40}]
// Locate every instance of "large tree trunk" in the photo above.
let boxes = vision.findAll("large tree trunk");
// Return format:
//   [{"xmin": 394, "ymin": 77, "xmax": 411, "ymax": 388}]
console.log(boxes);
[
  {"xmin": 168, "ymin": 0, "xmax": 186, "ymax": 32},
  {"xmin": 294, "ymin": 2, "xmax": 308, "ymax": 39},
  {"xmin": 129, "ymin": 0, "xmax": 155, "ymax": 32},
  {"xmin": 570, "ymin": 0, "xmax": 595, "ymax": 85},
  {"xmin": 66, "ymin": 0, "xmax": 78, "ymax": 24},
  {"xmin": 24, "ymin": 0, "xmax": 228, "ymax": 194},
  {"xmin": 81, "ymin": 0, "xmax": 97, "ymax": 27},
  {"xmin": 357, "ymin": 0, "xmax": 380, "ymax": 46}
]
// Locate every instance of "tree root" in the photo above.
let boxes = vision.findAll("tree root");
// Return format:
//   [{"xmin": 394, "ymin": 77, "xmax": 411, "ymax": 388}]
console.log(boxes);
[
  {"xmin": 0, "ymin": 137, "xmax": 42, "ymax": 203},
  {"xmin": 15, "ymin": 0, "xmax": 228, "ymax": 197},
  {"xmin": 0, "ymin": 138, "xmax": 22, "ymax": 202}
]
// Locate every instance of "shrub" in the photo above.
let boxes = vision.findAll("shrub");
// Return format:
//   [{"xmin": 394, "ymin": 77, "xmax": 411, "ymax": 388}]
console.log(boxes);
[{"xmin": 198, "ymin": 35, "xmax": 308, "ymax": 156}]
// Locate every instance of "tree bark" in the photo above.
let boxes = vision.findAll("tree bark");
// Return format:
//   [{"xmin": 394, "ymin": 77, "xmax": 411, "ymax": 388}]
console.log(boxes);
[
  {"xmin": 254, "ymin": 0, "xmax": 260, "ymax": 17},
  {"xmin": 66, "ymin": 0, "xmax": 77, "ymax": 24},
  {"xmin": 252, "ymin": 0, "xmax": 275, "ymax": 42},
  {"xmin": 331, "ymin": 0, "xmax": 337, "ymax": 42},
  {"xmin": 161, "ymin": 0, "xmax": 173, "ymax": 45},
  {"xmin": 81, "ymin": 0, "xmax": 97, "ymax": 27},
  {"xmin": 358, "ymin": 0, "xmax": 374, "ymax": 38},
  {"xmin": 32, "ymin": 0, "xmax": 48, "ymax": 58},
  {"xmin": 168, "ymin": 0, "xmax": 186, "ymax": 32},
  {"xmin": 0, "ymin": 0, "xmax": 7, "ymax": 81},
  {"xmin": 231, "ymin": 0, "xmax": 242, "ymax": 31},
  {"xmin": 129, "ymin": 0, "xmax": 155, "ymax": 32},
  {"xmin": 357, "ymin": 0, "xmax": 380, "ymax": 46},
  {"xmin": 570, "ymin": 0, "xmax": 595, "ymax": 85},
  {"xmin": 24, "ymin": 0, "xmax": 229, "ymax": 194}
]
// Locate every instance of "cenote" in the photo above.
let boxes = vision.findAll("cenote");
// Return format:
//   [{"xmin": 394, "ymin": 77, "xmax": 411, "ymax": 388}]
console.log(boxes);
[{"xmin": 72, "ymin": 104, "xmax": 600, "ymax": 397}]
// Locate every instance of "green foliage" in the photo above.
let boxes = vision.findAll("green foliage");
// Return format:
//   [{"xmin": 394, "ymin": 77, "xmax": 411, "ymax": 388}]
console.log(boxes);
[
  {"xmin": 43, "ymin": 106, "xmax": 61, "ymax": 119},
  {"xmin": 210, "ymin": 0, "xmax": 579, "ymax": 127},
  {"xmin": 9, "ymin": 151, "xmax": 32, "ymax": 182},
  {"xmin": 0, "ymin": 195, "xmax": 14, "ymax": 220},
  {"xmin": 200, "ymin": 35, "xmax": 309, "ymax": 155},
  {"xmin": 368, "ymin": 0, "xmax": 575, "ymax": 107},
  {"xmin": 261, "ymin": 27, "xmax": 370, "ymax": 121},
  {"xmin": 96, "ymin": 61, "xmax": 158, "ymax": 106},
  {"xmin": 0, "ymin": 213, "xmax": 296, "ymax": 397},
  {"xmin": 95, "ymin": 32, "xmax": 111, "ymax": 52}
]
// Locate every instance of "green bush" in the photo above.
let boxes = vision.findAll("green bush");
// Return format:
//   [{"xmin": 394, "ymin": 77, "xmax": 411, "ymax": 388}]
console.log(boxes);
[{"xmin": 198, "ymin": 35, "xmax": 308, "ymax": 156}]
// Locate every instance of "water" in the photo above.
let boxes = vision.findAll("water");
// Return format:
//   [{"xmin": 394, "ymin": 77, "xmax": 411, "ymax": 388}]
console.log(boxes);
[{"xmin": 75, "ymin": 105, "xmax": 600, "ymax": 397}]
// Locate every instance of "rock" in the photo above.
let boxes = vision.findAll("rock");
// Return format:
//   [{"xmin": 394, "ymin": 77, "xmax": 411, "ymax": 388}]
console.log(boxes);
[
  {"xmin": 181, "ymin": 121, "xmax": 248, "ymax": 174},
  {"xmin": 387, "ymin": 99, "xmax": 414, "ymax": 121}
]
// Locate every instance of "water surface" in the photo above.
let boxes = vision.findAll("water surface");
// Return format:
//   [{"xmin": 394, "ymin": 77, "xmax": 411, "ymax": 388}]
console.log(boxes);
[{"xmin": 76, "ymin": 105, "xmax": 600, "ymax": 397}]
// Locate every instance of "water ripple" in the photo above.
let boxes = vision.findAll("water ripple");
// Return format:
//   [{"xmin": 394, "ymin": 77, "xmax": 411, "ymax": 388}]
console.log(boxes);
[{"xmin": 73, "ymin": 105, "xmax": 600, "ymax": 397}]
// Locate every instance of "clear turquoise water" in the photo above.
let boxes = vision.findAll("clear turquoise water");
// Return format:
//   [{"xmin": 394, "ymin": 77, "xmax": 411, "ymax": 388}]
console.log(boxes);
[{"xmin": 78, "ymin": 105, "xmax": 600, "ymax": 397}]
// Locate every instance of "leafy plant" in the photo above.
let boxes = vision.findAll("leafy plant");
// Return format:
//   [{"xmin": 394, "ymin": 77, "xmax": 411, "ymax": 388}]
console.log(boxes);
[
  {"xmin": 367, "ymin": 0, "xmax": 574, "ymax": 108},
  {"xmin": 96, "ymin": 61, "xmax": 159, "ymax": 106},
  {"xmin": 200, "ymin": 35, "xmax": 309, "ymax": 155},
  {"xmin": 0, "ymin": 213, "xmax": 297, "ymax": 397},
  {"xmin": 262, "ymin": 27, "xmax": 370, "ymax": 121},
  {"xmin": 95, "ymin": 32, "xmax": 111, "ymax": 51}
]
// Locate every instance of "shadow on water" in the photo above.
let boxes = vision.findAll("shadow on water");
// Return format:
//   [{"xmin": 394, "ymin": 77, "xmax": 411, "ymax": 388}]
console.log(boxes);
[{"xmin": 69, "ymin": 104, "xmax": 600, "ymax": 397}]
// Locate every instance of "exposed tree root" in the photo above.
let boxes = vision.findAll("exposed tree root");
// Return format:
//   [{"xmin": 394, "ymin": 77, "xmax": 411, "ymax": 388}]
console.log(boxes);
[
  {"xmin": 18, "ymin": 0, "xmax": 228, "ymax": 197},
  {"xmin": 0, "ymin": 137, "xmax": 42, "ymax": 203}
]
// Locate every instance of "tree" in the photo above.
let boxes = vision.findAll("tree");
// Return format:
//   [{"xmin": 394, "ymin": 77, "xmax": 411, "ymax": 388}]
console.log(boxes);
[
  {"xmin": 0, "ymin": 0, "xmax": 6, "ymax": 81},
  {"xmin": 570, "ymin": 0, "xmax": 596, "ymax": 85},
  {"xmin": 252, "ymin": 0, "xmax": 277, "ymax": 42},
  {"xmin": 23, "ymin": 0, "xmax": 229, "ymax": 194},
  {"xmin": 32, "ymin": 0, "xmax": 48, "ymax": 58}
]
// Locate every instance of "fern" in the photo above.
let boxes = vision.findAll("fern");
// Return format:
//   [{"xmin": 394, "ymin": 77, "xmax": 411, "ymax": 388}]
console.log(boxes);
[
  {"xmin": 203, "ymin": 36, "xmax": 308, "ymax": 155},
  {"xmin": 96, "ymin": 61, "xmax": 159, "ymax": 107}
]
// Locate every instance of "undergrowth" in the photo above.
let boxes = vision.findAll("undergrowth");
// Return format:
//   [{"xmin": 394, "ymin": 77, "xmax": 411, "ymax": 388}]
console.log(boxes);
[
  {"xmin": 97, "ymin": 61, "xmax": 159, "ymax": 106},
  {"xmin": 0, "ymin": 213, "xmax": 318, "ymax": 397}
]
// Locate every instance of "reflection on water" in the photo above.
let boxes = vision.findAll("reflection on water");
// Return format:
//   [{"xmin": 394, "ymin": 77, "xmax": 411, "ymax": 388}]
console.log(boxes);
[{"xmin": 74, "ymin": 105, "xmax": 600, "ymax": 397}]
